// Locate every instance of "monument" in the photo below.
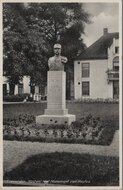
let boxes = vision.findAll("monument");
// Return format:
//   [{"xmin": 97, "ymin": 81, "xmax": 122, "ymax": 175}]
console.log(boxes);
[{"xmin": 36, "ymin": 44, "xmax": 76, "ymax": 125}]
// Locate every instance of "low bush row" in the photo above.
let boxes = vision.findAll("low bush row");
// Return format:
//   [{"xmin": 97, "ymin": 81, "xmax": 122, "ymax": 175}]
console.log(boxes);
[
  {"xmin": 3, "ymin": 94, "xmax": 33, "ymax": 102},
  {"xmin": 68, "ymin": 98, "xmax": 119, "ymax": 103},
  {"xmin": 3, "ymin": 94, "xmax": 119, "ymax": 103}
]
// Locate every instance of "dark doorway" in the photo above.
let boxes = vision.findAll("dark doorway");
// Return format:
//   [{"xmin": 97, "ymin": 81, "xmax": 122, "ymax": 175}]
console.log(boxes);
[{"xmin": 3, "ymin": 84, "xmax": 7, "ymax": 95}]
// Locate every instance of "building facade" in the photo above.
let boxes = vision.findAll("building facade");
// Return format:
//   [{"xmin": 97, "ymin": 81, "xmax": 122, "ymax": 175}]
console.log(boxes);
[
  {"xmin": 3, "ymin": 76, "xmax": 30, "ymax": 95},
  {"xmin": 74, "ymin": 29, "xmax": 119, "ymax": 100},
  {"xmin": 3, "ymin": 75, "xmax": 46, "ymax": 96}
]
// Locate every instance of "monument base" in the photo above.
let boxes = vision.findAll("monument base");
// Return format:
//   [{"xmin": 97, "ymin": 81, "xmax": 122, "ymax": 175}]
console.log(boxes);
[
  {"xmin": 45, "ymin": 108, "xmax": 68, "ymax": 115},
  {"xmin": 36, "ymin": 114, "xmax": 76, "ymax": 125}
]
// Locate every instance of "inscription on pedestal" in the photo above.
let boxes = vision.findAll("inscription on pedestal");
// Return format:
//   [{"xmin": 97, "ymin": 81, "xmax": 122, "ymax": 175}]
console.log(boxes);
[{"xmin": 46, "ymin": 71, "xmax": 66, "ymax": 113}]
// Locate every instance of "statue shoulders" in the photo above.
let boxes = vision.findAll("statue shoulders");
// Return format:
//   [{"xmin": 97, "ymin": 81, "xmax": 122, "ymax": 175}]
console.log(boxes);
[
  {"xmin": 49, "ymin": 56, "xmax": 55, "ymax": 60},
  {"xmin": 48, "ymin": 57, "xmax": 54, "ymax": 64},
  {"xmin": 48, "ymin": 56, "xmax": 61, "ymax": 62},
  {"xmin": 48, "ymin": 56, "xmax": 57, "ymax": 61}
]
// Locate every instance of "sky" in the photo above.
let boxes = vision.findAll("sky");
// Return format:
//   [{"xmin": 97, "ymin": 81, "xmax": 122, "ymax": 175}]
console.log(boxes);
[{"xmin": 82, "ymin": 3, "xmax": 119, "ymax": 47}]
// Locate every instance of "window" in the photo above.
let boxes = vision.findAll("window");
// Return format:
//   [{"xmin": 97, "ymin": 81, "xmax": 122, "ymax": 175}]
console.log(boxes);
[
  {"xmin": 115, "ymin": 47, "xmax": 119, "ymax": 54},
  {"xmin": 82, "ymin": 82, "xmax": 89, "ymax": 96},
  {"xmin": 113, "ymin": 56, "xmax": 119, "ymax": 71},
  {"xmin": 113, "ymin": 66, "xmax": 119, "ymax": 71},
  {"xmin": 18, "ymin": 84, "xmax": 23, "ymax": 94},
  {"xmin": 82, "ymin": 63, "xmax": 90, "ymax": 77}
]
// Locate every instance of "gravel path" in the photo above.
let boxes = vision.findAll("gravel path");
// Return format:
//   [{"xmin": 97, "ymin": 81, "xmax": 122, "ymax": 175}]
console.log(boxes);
[{"xmin": 3, "ymin": 130, "xmax": 119, "ymax": 174}]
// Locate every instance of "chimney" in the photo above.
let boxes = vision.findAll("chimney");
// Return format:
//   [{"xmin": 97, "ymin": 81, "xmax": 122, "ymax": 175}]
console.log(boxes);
[{"xmin": 103, "ymin": 28, "xmax": 108, "ymax": 35}]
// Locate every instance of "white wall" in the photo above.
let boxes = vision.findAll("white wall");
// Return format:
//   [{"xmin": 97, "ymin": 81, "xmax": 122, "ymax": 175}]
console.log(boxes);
[
  {"xmin": 35, "ymin": 86, "xmax": 39, "ymax": 94},
  {"xmin": 108, "ymin": 38, "xmax": 119, "ymax": 70},
  {"xmin": 14, "ymin": 76, "xmax": 30, "ymax": 95},
  {"xmin": 15, "ymin": 85, "xmax": 18, "ymax": 94},
  {"xmin": 3, "ymin": 76, "xmax": 31, "ymax": 95},
  {"xmin": 23, "ymin": 76, "xmax": 30, "ymax": 94},
  {"xmin": 107, "ymin": 38, "xmax": 119, "ymax": 98},
  {"xmin": 74, "ymin": 59, "xmax": 112, "ymax": 99},
  {"xmin": 3, "ymin": 76, "xmax": 9, "ymax": 92},
  {"xmin": 74, "ymin": 37, "xmax": 119, "ymax": 100},
  {"xmin": 89, "ymin": 59, "xmax": 109, "ymax": 99},
  {"xmin": 3, "ymin": 76, "xmax": 7, "ymax": 83},
  {"xmin": 74, "ymin": 61, "xmax": 82, "ymax": 99}
]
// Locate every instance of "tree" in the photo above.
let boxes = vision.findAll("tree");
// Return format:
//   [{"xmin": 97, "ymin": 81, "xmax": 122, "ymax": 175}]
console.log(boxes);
[
  {"xmin": 3, "ymin": 3, "xmax": 27, "ymax": 94},
  {"xmin": 23, "ymin": 3, "xmax": 91, "ymax": 98},
  {"xmin": 3, "ymin": 3, "xmax": 91, "ymax": 96},
  {"xmin": 3, "ymin": 3, "xmax": 49, "ymax": 94}
]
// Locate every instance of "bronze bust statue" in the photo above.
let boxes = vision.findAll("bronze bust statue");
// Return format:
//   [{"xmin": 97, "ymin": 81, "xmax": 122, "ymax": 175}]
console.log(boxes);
[{"xmin": 48, "ymin": 44, "xmax": 68, "ymax": 71}]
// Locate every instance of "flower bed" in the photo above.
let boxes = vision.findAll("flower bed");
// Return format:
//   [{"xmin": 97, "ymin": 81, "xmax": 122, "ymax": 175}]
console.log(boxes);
[{"xmin": 3, "ymin": 114, "xmax": 116, "ymax": 145}]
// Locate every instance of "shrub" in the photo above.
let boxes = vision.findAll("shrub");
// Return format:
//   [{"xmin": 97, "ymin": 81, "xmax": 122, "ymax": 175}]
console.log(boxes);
[
  {"xmin": 3, "ymin": 95, "xmax": 24, "ymax": 102},
  {"xmin": 52, "ymin": 129, "xmax": 58, "ymax": 138},
  {"xmin": 69, "ymin": 98, "xmax": 119, "ymax": 103},
  {"xmin": 3, "ymin": 93, "xmax": 31, "ymax": 102},
  {"xmin": 60, "ymin": 129, "xmax": 64, "ymax": 138},
  {"xmin": 3, "ymin": 114, "xmax": 35, "ymax": 126},
  {"xmin": 67, "ymin": 129, "xmax": 73, "ymax": 138},
  {"xmin": 3, "ymin": 114, "xmax": 117, "ymax": 145}
]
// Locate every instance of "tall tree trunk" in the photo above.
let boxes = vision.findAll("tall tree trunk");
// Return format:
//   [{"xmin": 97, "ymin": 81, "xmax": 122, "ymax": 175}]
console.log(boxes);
[{"xmin": 9, "ymin": 83, "xmax": 15, "ymax": 95}]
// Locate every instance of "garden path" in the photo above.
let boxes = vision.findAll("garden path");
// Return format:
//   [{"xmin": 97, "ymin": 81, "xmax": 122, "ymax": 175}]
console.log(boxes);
[{"xmin": 3, "ymin": 130, "xmax": 119, "ymax": 174}]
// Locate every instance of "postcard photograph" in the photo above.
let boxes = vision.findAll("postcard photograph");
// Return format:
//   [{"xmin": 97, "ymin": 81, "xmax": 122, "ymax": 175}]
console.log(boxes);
[{"xmin": 1, "ymin": 0, "xmax": 122, "ymax": 189}]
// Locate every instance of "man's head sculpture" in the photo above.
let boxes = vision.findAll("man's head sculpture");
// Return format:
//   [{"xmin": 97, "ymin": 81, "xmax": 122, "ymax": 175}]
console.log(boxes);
[
  {"xmin": 54, "ymin": 44, "xmax": 62, "ymax": 49},
  {"xmin": 53, "ymin": 44, "xmax": 62, "ymax": 56},
  {"xmin": 48, "ymin": 44, "xmax": 68, "ymax": 71}
]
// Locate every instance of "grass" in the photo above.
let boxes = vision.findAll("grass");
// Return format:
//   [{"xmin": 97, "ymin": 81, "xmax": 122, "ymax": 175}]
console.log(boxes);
[
  {"xmin": 3, "ymin": 102, "xmax": 119, "ymax": 124},
  {"xmin": 3, "ymin": 102, "xmax": 119, "ymax": 118},
  {"xmin": 4, "ymin": 152, "xmax": 119, "ymax": 186}
]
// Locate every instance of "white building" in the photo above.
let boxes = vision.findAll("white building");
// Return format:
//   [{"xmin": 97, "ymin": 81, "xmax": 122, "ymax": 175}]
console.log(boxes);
[
  {"xmin": 3, "ymin": 75, "xmax": 46, "ymax": 96},
  {"xmin": 74, "ymin": 28, "xmax": 119, "ymax": 100},
  {"xmin": 3, "ymin": 76, "xmax": 30, "ymax": 95}
]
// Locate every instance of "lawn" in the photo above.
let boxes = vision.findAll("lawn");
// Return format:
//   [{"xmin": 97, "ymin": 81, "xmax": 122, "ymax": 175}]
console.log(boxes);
[
  {"xmin": 3, "ymin": 102, "xmax": 119, "ymax": 145},
  {"xmin": 4, "ymin": 152, "xmax": 119, "ymax": 186},
  {"xmin": 3, "ymin": 101, "xmax": 119, "ymax": 121}
]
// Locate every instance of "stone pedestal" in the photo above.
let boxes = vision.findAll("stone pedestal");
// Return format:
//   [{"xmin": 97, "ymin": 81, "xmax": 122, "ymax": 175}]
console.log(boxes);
[{"xmin": 36, "ymin": 71, "xmax": 76, "ymax": 125}]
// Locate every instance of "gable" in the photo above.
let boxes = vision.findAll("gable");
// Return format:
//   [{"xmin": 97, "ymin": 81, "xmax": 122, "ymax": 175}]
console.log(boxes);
[{"xmin": 76, "ymin": 32, "xmax": 119, "ymax": 60}]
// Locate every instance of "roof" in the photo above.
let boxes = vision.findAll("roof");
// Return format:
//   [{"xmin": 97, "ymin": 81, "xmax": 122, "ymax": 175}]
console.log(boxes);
[{"xmin": 76, "ymin": 32, "xmax": 119, "ymax": 60}]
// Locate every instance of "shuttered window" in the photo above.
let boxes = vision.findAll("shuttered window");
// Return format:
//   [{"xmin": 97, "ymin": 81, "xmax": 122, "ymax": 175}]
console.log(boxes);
[
  {"xmin": 82, "ymin": 63, "xmax": 90, "ymax": 77},
  {"xmin": 82, "ymin": 82, "xmax": 89, "ymax": 96}
]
